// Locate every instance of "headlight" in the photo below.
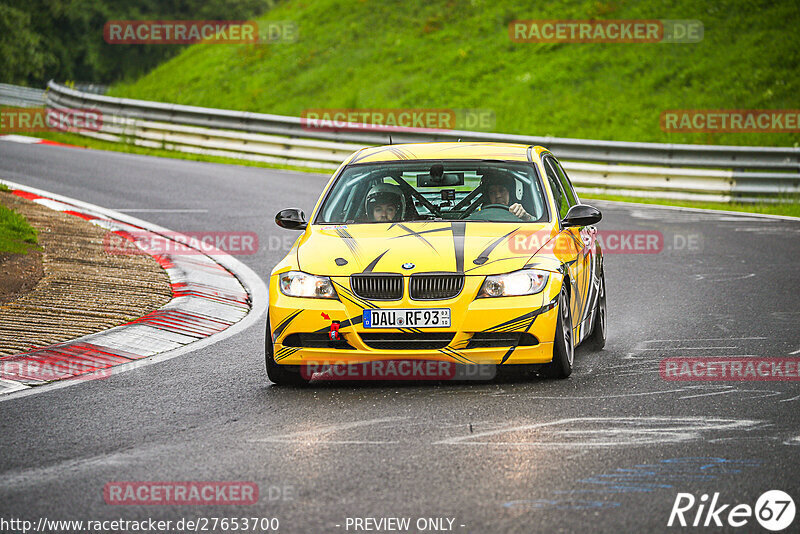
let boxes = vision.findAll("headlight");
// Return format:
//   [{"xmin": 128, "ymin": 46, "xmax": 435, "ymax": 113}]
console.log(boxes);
[
  {"xmin": 279, "ymin": 271, "xmax": 338, "ymax": 299},
  {"xmin": 478, "ymin": 269, "xmax": 549, "ymax": 298}
]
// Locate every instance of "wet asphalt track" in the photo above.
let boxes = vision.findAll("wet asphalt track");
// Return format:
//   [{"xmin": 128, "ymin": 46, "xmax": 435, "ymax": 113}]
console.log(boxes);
[{"xmin": 1, "ymin": 142, "xmax": 799, "ymax": 533}]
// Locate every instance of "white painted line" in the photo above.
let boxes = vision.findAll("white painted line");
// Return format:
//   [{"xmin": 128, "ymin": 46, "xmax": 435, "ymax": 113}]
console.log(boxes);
[
  {"xmin": 0, "ymin": 135, "xmax": 42, "ymax": 144},
  {"xmin": 0, "ymin": 379, "xmax": 30, "ymax": 394},
  {"xmin": 508, "ymin": 388, "xmax": 705, "ymax": 401},
  {"xmin": 635, "ymin": 347, "xmax": 737, "ymax": 351},
  {"xmin": 250, "ymin": 416, "xmax": 409, "ymax": 443},
  {"xmin": 678, "ymin": 388, "xmax": 737, "ymax": 400},
  {"xmin": 643, "ymin": 337, "xmax": 767, "ymax": 343},
  {"xmin": 0, "ymin": 179, "xmax": 268, "ymax": 403},
  {"xmin": 434, "ymin": 417, "xmax": 762, "ymax": 447},
  {"xmin": 694, "ymin": 273, "xmax": 756, "ymax": 282},
  {"xmin": 779, "ymin": 394, "xmax": 800, "ymax": 403},
  {"xmin": 112, "ymin": 208, "xmax": 209, "ymax": 213},
  {"xmin": 790, "ymin": 348, "xmax": 800, "ymax": 355}
]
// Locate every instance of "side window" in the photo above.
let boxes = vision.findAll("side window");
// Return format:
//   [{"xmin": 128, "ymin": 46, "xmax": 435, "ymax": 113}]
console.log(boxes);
[
  {"xmin": 552, "ymin": 158, "xmax": 580, "ymax": 206},
  {"xmin": 543, "ymin": 157, "xmax": 570, "ymax": 219}
]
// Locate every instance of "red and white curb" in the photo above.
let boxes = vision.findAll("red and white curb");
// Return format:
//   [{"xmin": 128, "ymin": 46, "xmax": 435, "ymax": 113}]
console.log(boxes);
[
  {"xmin": 0, "ymin": 179, "xmax": 267, "ymax": 400},
  {"xmin": 0, "ymin": 134, "xmax": 82, "ymax": 148}
]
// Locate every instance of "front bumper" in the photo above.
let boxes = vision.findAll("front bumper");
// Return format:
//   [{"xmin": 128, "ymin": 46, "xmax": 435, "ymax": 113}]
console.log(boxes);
[{"xmin": 268, "ymin": 273, "xmax": 562, "ymax": 366}]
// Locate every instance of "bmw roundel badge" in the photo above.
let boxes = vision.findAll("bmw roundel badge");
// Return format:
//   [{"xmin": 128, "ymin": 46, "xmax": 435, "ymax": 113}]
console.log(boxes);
[{"xmin": 402, "ymin": 262, "xmax": 415, "ymax": 270}]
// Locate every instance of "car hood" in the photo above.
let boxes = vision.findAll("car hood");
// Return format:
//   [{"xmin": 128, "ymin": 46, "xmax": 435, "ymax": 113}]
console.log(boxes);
[{"xmin": 296, "ymin": 221, "xmax": 558, "ymax": 276}]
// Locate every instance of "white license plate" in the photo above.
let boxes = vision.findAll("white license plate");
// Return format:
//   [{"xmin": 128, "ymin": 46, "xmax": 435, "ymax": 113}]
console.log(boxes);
[{"xmin": 363, "ymin": 308, "xmax": 450, "ymax": 328}]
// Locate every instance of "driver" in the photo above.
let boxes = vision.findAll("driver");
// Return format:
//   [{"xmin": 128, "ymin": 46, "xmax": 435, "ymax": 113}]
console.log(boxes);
[
  {"xmin": 365, "ymin": 182, "xmax": 406, "ymax": 222},
  {"xmin": 481, "ymin": 171, "xmax": 533, "ymax": 221}
]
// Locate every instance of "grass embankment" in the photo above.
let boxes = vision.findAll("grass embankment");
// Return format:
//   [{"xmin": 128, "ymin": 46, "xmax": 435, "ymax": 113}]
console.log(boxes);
[
  {"xmin": 110, "ymin": 0, "xmax": 800, "ymax": 147},
  {"xmin": 0, "ymin": 187, "xmax": 39, "ymax": 254}
]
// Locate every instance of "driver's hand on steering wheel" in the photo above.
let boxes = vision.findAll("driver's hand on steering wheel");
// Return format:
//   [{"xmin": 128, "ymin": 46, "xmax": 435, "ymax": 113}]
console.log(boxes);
[{"xmin": 509, "ymin": 203, "xmax": 533, "ymax": 221}]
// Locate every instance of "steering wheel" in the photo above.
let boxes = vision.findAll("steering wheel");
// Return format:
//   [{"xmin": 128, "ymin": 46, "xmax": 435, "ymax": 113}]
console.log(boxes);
[{"xmin": 481, "ymin": 203, "xmax": 509, "ymax": 211}]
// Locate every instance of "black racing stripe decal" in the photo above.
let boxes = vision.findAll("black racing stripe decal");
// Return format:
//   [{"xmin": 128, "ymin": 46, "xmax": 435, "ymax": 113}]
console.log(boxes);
[
  {"xmin": 523, "ymin": 262, "xmax": 544, "ymax": 270},
  {"xmin": 442, "ymin": 346, "xmax": 474, "ymax": 364},
  {"xmin": 484, "ymin": 298, "xmax": 559, "ymax": 334},
  {"xmin": 491, "ymin": 320, "xmax": 535, "ymax": 333},
  {"xmin": 388, "ymin": 147, "xmax": 415, "ymax": 160},
  {"xmin": 363, "ymin": 250, "xmax": 390, "ymax": 273},
  {"xmin": 465, "ymin": 256, "xmax": 523, "ymax": 273},
  {"xmin": 333, "ymin": 280, "xmax": 377, "ymax": 310},
  {"xmin": 484, "ymin": 310, "xmax": 538, "ymax": 333},
  {"xmin": 499, "ymin": 346, "xmax": 516, "ymax": 365},
  {"xmin": 351, "ymin": 147, "xmax": 395, "ymax": 164},
  {"xmin": 438, "ymin": 348, "xmax": 471, "ymax": 364},
  {"xmin": 572, "ymin": 276, "xmax": 584, "ymax": 330},
  {"xmin": 335, "ymin": 227, "xmax": 361, "ymax": 260},
  {"xmin": 273, "ymin": 309, "xmax": 302, "ymax": 338},
  {"xmin": 451, "ymin": 221, "xmax": 466, "ymax": 273},
  {"xmin": 275, "ymin": 347, "xmax": 301, "ymax": 361},
  {"xmin": 338, "ymin": 289, "xmax": 376, "ymax": 311},
  {"xmin": 452, "ymin": 338, "xmax": 470, "ymax": 349},
  {"xmin": 500, "ymin": 315, "xmax": 539, "ymax": 364},
  {"xmin": 340, "ymin": 314, "xmax": 364, "ymax": 329},
  {"xmin": 437, "ymin": 142, "xmax": 490, "ymax": 152},
  {"xmin": 395, "ymin": 146, "xmax": 417, "ymax": 159},
  {"xmin": 390, "ymin": 223, "xmax": 437, "ymax": 251},
  {"xmin": 473, "ymin": 227, "xmax": 520, "ymax": 264},
  {"xmin": 389, "ymin": 226, "xmax": 451, "ymax": 240}
]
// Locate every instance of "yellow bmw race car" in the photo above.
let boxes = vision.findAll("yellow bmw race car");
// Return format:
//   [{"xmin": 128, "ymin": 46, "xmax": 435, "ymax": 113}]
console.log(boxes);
[{"xmin": 266, "ymin": 142, "xmax": 606, "ymax": 385}]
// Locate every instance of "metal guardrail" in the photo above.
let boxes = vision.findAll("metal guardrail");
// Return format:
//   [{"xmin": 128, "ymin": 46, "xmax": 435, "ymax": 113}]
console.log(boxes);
[
  {"xmin": 0, "ymin": 84, "xmax": 46, "ymax": 108},
  {"xmin": 39, "ymin": 81, "xmax": 800, "ymax": 202}
]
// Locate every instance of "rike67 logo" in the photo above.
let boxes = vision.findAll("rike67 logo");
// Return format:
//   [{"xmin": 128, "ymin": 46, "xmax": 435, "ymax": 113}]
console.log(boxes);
[{"xmin": 668, "ymin": 490, "xmax": 795, "ymax": 531}]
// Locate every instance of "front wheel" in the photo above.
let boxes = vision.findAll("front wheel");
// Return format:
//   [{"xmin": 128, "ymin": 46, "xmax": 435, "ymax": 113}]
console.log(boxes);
[
  {"xmin": 542, "ymin": 282, "xmax": 574, "ymax": 379},
  {"xmin": 265, "ymin": 317, "xmax": 310, "ymax": 386}
]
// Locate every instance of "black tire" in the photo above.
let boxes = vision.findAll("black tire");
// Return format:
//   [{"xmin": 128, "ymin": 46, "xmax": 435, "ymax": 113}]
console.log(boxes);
[
  {"xmin": 542, "ymin": 282, "xmax": 574, "ymax": 379},
  {"xmin": 265, "ymin": 317, "xmax": 310, "ymax": 386},
  {"xmin": 586, "ymin": 270, "xmax": 607, "ymax": 351}
]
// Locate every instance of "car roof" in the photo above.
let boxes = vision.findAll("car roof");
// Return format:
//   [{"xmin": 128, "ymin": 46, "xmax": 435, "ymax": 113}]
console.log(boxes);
[{"xmin": 349, "ymin": 142, "xmax": 549, "ymax": 164}]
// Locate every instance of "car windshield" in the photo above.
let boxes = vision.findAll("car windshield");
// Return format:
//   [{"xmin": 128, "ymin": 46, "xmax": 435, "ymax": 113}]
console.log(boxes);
[{"xmin": 315, "ymin": 160, "xmax": 549, "ymax": 224}]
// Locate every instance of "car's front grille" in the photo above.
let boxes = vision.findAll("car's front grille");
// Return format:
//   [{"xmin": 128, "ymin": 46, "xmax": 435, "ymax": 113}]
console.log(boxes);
[
  {"xmin": 465, "ymin": 332, "xmax": 539, "ymax": 349},
  {"xmin": 350, "ymin": 274, "xmax": 403, "ymax": 300},
  {"xmin": 409, "ymin": 273, "xmax": 464, "ymax": 300},
  {"xmin": 359, "ymin": 332, "xmax": 455, "ymax": 350},
  {"xmin": 282, "ymin": 333, "xmax": 354, "ymax": 350}
]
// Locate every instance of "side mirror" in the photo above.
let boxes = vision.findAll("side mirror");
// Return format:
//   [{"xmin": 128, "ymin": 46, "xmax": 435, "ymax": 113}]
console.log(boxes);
[
  {"xmin": 562, "ymin": 204, "xmax": 602, "ymax": 227},
  {"xmin": 275, "ymin": 208, "xmax": 307, "ymax": 230}
]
